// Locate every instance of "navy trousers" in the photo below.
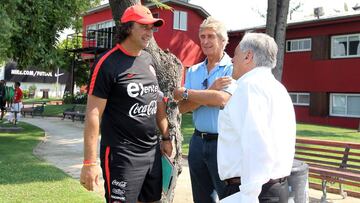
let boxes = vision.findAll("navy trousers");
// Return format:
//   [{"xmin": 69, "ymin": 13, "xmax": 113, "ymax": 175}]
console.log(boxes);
[{"xmin": 188, "ymin": 134, "xmax": 226, "ymax": 203}]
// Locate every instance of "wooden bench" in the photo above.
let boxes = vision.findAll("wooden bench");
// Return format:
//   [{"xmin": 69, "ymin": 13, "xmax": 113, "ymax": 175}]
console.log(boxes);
[
  {"xmin": 295, "ymin": 138, "xmax": 360, "ymax": 201},
  {"xmin": 62, "ymin": 104, "xmax": 86, "ymax": 122},
  {"xmin": 21, "ymin": 102, "xmax": 46, "ymax": 117}
]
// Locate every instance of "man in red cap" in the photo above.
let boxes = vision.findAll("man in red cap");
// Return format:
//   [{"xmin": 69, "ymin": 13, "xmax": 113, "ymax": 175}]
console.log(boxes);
[{"xmin": 80, "ymin": 4, "xmax": 172, "ymax": 203}]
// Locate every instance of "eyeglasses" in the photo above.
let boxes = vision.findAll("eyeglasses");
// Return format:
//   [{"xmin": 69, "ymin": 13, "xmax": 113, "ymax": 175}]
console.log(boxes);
[{"xmin": 202, "ymin": 78, "xmax": 208, "ymax": 89}]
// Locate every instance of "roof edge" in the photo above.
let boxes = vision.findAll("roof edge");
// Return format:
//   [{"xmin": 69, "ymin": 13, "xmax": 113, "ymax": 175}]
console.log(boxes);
[
  {"xmin": 84, "ymin": 0, "xmax": 210, "ymax": 18},
  {"xmin": 147, "ymin": 0, "xmax": 210, "ymax": 18},
  {"xmin": 228, "ymin": 12, "xmax": 360, "ymax": 34},
  {"xmin": 84, "ymin": 3, "xmax": 110, "ymax": 16}
]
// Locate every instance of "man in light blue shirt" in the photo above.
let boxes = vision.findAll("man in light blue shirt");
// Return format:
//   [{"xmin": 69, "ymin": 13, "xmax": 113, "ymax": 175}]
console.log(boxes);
[{"xmin": 174, "ymin": 16, "xmax": 236, "ymax": 203}]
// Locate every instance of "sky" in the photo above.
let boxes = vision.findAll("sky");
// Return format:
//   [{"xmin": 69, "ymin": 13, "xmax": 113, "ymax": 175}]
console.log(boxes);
[
  {"xmin": 59, "ymin": 0, "xmax": 360, "ymax": 40},
  {"xmin": 189, "ymin": 0, "xmax": 360, "ymax": 30}
]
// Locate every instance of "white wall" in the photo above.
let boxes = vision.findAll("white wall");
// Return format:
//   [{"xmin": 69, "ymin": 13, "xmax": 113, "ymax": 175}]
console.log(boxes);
[
  {"xmin": 7, "ymin": 82, "xmax": 67, "ymax": 98},
  {"xmin": 0, "ymin": 63, "xmax": 5, "ymax": 80}
]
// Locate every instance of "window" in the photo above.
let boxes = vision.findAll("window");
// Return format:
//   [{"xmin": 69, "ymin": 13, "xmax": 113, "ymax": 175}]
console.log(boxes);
[
  {"xmin": 173, "ymin": 10, "xmax": 187, "ymax": 31},
  {"xmin": 86, "ymin": 21, "xmax": 115, "ymax": 48},
  {"xmin": 97, "ymin": 21, "xmax": 115, "ymax": 48},
  {"xmin": 152, "ymin": 13, "xmax": 159, "ymax": 32},
  {"xmin": 86, "ymin": 24, "xmax": 97, "ymax": 40},
  {"xmin": 331, "ymin": 34, "xmax": 360, "ymax": 58},
  {"xmin": 330, "ymin": 94, "xmax": 360, "ymax": 117},
  {"xmin": 286, "ymin": 38, "xmax": 311, "ymax": 52},
  {"xmin": 289, "ymin": 92, "xmax": 310, "ymax": 106}
]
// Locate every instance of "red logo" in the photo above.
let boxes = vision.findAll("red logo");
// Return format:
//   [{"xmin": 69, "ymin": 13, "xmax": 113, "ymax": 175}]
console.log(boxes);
[{"xmin": 127, "ymin": 73, "xmax": 136, "ymax": 78}]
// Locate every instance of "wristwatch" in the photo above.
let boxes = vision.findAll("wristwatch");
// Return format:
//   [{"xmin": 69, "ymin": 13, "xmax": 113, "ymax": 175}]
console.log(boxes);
[
  {"xmin": 182, "ymin": 88, "xmax": 189, "ymax": 100},
  {"xmin": 162, "ymin": 135, "xmax": 173, "ymax": 141}
]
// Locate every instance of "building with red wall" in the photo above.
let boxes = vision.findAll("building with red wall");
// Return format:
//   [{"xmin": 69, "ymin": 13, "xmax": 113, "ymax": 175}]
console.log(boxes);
[
  {"xmin": 226, "ymin": 14, "xmax": 360, "ymax": 129},
  {"xmin": 82, "ymin": 1, "xmax": 360, "ymax": 129},
  {"xmin": 82, "ymin": 0, "xmax": 209, "ymax": 67}
]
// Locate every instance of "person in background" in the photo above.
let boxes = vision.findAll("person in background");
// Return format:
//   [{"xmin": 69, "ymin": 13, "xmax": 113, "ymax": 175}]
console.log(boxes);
[
  {"xmin": 0, "ymin": 80, "xmax": 6, "ymax": 120},
  {"xmin": 217, "ymin": 33, "xmax": 296, "ymax": 203},
  {"xmin": 173, "ymin": 16, "xmax": 236, "ymax": 202},
  {"xmin": 79, "ymin": 4, "xmax": 172, "ymax": 203},
  {"xmin": 7, "ymin": 81, "xmax": 23, "ymax": 124}
]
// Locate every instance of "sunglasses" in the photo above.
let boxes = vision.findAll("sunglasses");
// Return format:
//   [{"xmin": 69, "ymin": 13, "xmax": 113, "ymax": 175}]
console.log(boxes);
[{"xmin": 202, "ymin": 78, "xmax": 208, "ymax": 89}]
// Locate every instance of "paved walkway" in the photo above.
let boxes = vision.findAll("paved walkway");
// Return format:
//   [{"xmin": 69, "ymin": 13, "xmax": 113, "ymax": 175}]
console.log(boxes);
[{"xmin": 23, "ymin": 117, "xmax": 358, "ymax": 203}]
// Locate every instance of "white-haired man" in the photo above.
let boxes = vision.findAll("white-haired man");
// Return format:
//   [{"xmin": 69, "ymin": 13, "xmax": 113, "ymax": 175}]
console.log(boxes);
[
  {"xmin": 174, "ymin": 16, "xmax": 236, "ymax": 202},
  {"xmin": 218, "ymin": 33, "xmax": 296, "ymax": 203}
]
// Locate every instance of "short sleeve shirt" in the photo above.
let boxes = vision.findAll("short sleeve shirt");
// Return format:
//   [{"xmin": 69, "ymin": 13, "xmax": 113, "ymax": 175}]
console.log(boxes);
[
  {"xmin": 14, "ymin": 87, "xmax": 23, "ymax": 103},
  {"xmin": 184, "ymin": 53, "xmax": 234, "ymax": 133},
  {"xmin": 89, "ymin": 44, "xmax": 159, "ymax": 149}
]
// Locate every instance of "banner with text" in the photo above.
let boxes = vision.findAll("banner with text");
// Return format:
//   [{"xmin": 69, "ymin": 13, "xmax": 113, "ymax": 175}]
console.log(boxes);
[{"xmin": 4, "ymin": 63, "xmax": 69, "ymax": 84}]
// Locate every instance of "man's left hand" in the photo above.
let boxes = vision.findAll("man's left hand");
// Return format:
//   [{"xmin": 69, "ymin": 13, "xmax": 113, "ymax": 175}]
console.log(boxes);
[
  {"xmin": 209, "ymin": 76, "xmax": 232, "ymax": 90},
  {"xmin": 173, "ymin": 87, "xmax": 186, "ymax": 101},
  {"xmin": 160, "ymin": 140, "xmax": 173, "ymax": 157}
]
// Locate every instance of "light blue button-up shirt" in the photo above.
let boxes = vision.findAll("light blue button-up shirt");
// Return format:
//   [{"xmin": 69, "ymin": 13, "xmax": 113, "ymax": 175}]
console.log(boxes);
[{"xmin": 184, "ymin": 53, "xmax": 235, "ymax": 133}]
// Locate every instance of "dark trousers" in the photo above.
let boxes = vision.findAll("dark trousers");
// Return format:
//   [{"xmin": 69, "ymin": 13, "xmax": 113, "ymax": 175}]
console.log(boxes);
[
  {"xmin": 188, "ymin": 134, "xmax": 226, "ymax": 203},
  {"xmin": 223, "ymin": 179, "xmax": 289, "ymax": 203}
]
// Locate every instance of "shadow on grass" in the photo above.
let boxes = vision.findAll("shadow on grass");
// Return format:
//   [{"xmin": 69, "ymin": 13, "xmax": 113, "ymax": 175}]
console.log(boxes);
[
  {"xmin": 0, "ymin": 159, "xmax": 69, "ymax": 185},
  {"xmin": 0, "ymin": 124, "xmax": 69, "ymax": 185}
]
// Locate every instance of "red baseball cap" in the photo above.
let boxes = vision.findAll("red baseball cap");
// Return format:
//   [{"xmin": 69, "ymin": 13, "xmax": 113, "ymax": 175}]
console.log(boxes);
[{"xmin": 121, "ymin": 4, "xmax": 164, "ymax": 27}]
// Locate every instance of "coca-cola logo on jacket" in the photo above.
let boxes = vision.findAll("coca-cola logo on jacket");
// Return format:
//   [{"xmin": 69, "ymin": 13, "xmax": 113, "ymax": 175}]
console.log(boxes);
[{"xmin": 129, "ymin": 100, "xmax": 157, "ymax": 118}]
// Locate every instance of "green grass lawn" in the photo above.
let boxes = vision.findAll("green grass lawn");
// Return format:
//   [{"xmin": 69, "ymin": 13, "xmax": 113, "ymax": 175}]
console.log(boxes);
[
  {"xmin": 23, "ymin": 98, "xmax": 62, "ymax": 103},
  {"xmin": 43, "ymin": 104, "xmax": 75, "ymax": 117},
  {"xmin": 22, "ymin": 99, "xmax": 74, "ymax": 117},
  {"xmin": 180, "ymin": 113, "xmax": 194, "ymax": 155},
  {"xmin": 297, "ymin": 123, "xmax": 360, "ymax": 142},
  {"xmin": 0, "ymin": 121, "xmax": 103, "ymax": 202}
]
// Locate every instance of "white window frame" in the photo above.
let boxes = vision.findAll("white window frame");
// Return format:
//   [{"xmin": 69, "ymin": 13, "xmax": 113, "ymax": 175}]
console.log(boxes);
[
  {"xmin": 173, "ymin": 10, "xmax": 187, "ymax": 31},
  {"xmin": 330, "ymin": 93, "xmax": 360, "ymax": 118},
  {"xmin": 286, "ymin": 38, "xmax": 312, "ymax": 52},
  {"xmin": 289, "ymin": 92, "xmax": 310, "ymax": 106},
  {"xmin": 86, "ymin": 24, "xmax": 97, "ymax": 40},
  {"xmin": 85, "ymin": 20, "xmax": 115, "ymax": 43},
  {"xmin": 331, "ymin": 33, "xmax": 360, "ymax": 58}
]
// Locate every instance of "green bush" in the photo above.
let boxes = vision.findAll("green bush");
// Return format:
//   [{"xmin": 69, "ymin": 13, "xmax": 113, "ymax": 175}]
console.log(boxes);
[
  {"xmin": 62, "ymin": 91, "xmax": 74, "ymax": 104},
  {"xmin": 74, "ymin": 93, "xmax": 87, "ymax": 104},
  {"xmin": 23, "ymin": 89, "xmax": 29, "ymax": 98},
  {"xmin": 28, "ymin": 84, "xmax": 36, "ymax": 98},
  {"xmin": 63, "ymin": 92, "xmax": 87, "ymax": 104}
]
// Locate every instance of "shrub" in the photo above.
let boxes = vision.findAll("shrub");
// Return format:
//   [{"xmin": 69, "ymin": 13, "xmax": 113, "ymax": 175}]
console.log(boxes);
[
  {"xmin": 74, "ymin": 93, "xmax": 87, "ymax": 104},
  {"xmin": 63, "ymin": 92, "xmax": 87, "ymax": 104},
  {"xmin": 29, "ymin": 84, "xmax": 36, "ymax": 93},
  {"xmin": 22, "ymin": 90, "xmax": 29, "ymax": 99},
  {"xmin": 62, "ymin": 91, "xmax": 74, "ymax": 104},
  {"xmin": 28, "ymin": 84, "xmax": 36, "ymax": 98}
]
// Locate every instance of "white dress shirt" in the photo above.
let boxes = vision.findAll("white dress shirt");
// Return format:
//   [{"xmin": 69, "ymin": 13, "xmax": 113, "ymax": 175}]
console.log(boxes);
[{"xmin": 217, "ymin": 67, "xmax": 296, "ymax": 203}]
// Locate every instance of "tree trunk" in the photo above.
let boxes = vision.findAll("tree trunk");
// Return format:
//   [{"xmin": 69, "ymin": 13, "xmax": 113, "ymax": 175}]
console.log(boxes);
[
  {"xmin": 266, "ymin": 0, "xmax": 290, "ymax": 82},
  {"xmin": 109, "ymin": 0, "xmax": 136, "ymax": 41},
  {"xmin": 109, "ymin": 1, "xmax": 183, "ymax": 202},
  {"xmin": 266, "ymin": 0, "xmax": 277, "ymax": 37}
]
